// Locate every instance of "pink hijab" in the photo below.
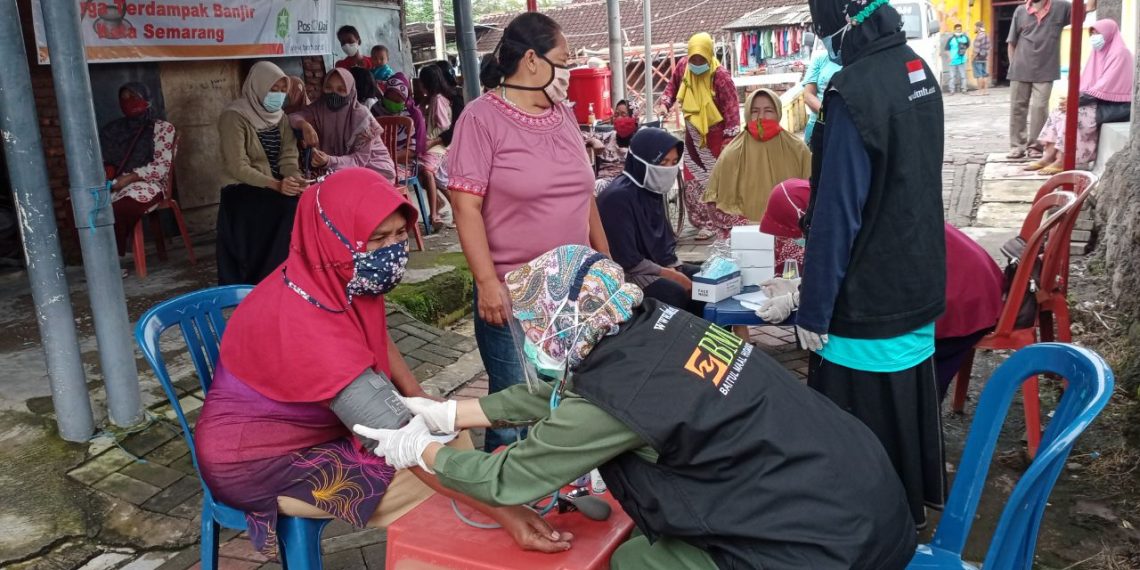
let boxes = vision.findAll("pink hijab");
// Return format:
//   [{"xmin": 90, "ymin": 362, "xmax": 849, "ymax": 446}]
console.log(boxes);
[
  {"xmin": 298, "ymin": 68, "xmax": 383, "ymax": 156},
  {"xmin": 1080, "ymin": 19, "xmax": 1135, "ymax": 103}
]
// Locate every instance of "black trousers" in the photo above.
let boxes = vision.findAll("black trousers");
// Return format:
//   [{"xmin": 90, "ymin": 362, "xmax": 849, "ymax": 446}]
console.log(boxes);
[{"xmin": 215, "ymin": 184, "xmax": 298, "ymax": 286}]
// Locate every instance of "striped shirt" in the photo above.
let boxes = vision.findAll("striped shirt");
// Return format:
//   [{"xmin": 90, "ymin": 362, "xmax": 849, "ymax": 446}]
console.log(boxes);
[{"xmin": 256, "ymin": 126, "xmax": 283, "ymax": 178}]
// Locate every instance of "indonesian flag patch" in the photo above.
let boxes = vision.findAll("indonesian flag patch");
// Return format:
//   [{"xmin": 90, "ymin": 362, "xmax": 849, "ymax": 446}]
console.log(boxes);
[{"xmin": 907, "ymin": 59, "xmax": 926, "ymax": 83}]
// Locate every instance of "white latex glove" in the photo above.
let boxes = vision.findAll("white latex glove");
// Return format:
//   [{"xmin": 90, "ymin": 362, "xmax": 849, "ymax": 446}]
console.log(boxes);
[
  {"xmin": 756, "ymin": 292, "xmax": 797, "ymax": 324},
  {"xmin": 354, "ymin": 415, "xmax": 437, "ymax": 472},
  {"xmin": 796, "ymin": 325, "xmax": 829, "ymax": 352},
  {"xmin": 760, "ymin": 277, "xmax": 801, "ymax": 298},
  {"xmin": 403, "ymin": 397, "xmax": 458, "ymax": 435}
]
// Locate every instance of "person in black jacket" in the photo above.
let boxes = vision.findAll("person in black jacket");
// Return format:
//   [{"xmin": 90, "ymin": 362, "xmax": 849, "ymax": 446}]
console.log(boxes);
[{"xmin": 786, "ymin": 0, "xmax": 948, "ymax": 528}]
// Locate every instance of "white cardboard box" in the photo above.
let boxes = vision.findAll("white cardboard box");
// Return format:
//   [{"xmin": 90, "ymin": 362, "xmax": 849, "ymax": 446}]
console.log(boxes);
[
  {"xmin": 732, "ymin": 249, "xmax": 775, "ymax": 269},
  {"xmin": 692, "ymin": 271, "xmax": 743, "ymax": 303},
  {"xmin": 740, "ymin": 266, "xmax": 776, "ymax": 287},
  {"xmin": 730, "ymin": 225, "xmax": 775, "ymax": 251}
]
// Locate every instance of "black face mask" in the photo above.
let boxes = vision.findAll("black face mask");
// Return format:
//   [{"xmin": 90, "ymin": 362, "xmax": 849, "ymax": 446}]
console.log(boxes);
[{"xmin": 324, "ymin": 92, "xmax": 349, "ymax": 111}]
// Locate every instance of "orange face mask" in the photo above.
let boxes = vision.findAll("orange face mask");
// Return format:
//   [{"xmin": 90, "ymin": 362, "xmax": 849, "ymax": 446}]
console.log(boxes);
[{"xmin": 746, "ymin": 119, "xmax": 782, "ymax": 142}]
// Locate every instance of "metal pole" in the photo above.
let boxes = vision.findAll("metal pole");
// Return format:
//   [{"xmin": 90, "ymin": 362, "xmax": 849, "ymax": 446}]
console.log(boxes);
[
  {"xmin": 432, "ymin": 0, "xmax": 447, "ymax": 61},
  {"xmin": 40, "ymin": 0, "xmax": 142, "ymax": 427},
  {"xmin": 1061, "ymin": 0, "xmax": 1084, "ymax": 171},
  {"xmin": 643, "ymin": 0, "xmax": 655, "ymax": 120},
  {"xmin": 453, "ymin": 0, "xmax": 481, "ymax": 102},
  {"xmin": 0, "ymin": 0, "xmax": 94, "ymax": 442},
  {"xmin": 607, "ymin": 0, "xmax": 626, "ymax": 105}
]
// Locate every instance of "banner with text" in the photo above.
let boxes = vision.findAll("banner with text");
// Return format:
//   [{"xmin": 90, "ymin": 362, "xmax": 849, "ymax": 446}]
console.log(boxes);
[{"xmin": 33, "ymin": 1, "xmax": 333, "ymax": 64}]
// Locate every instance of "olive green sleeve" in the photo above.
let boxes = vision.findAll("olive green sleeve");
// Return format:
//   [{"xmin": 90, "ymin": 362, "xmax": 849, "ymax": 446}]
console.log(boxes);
[
  {"xmin": 434, "ymin": 395, "xmax": 645, "ymax": 506},
  {"xmin": 477, "ymin": 382, "xmax": 556, "ymax": 426}
]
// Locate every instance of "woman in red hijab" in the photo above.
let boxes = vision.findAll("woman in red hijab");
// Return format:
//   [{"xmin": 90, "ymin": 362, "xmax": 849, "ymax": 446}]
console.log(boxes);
[
  {"xmin": 758, "ymin": 178, "xmax": 1004, "ymax": 401},
  {"xmin": 195, "ymin": 168, "xmax": 573, "ymax": 559}
]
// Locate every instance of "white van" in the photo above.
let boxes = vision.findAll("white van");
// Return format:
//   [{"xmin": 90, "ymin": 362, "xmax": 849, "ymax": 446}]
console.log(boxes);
[{"xmin": 894, "ymin": 0, "xmax": 943, "ymax": 86}]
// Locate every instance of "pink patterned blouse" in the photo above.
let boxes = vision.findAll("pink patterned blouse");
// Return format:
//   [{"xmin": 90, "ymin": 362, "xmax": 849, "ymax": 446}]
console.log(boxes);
[
  {"xmin": 112, "ymin": 119, "xmax": 175, "ymax": 205},
  {"xmin": 447, "ymin": 92, "xmax": 593, "ymax": 279}
]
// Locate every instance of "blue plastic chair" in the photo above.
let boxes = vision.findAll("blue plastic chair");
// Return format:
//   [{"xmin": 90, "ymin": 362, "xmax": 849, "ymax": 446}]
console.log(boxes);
[
  {"xmin": 908, "ymin": 343, "xmax": 1113, "ymax": 570},
  {"xmin": 134, "ymin": 285, "xmax": 331, "ymax": 570}
]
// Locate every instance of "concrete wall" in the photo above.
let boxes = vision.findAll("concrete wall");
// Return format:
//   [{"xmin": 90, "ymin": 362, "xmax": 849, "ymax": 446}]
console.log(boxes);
[{"xmin": 158, "ymin": 60, "xmax": 244, "ymax": 233}]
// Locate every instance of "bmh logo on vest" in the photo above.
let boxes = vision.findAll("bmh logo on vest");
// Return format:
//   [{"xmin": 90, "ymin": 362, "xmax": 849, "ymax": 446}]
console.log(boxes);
[
  {"xmin": 683, "ymin": 325, "xmax": 752, "ymax": 396},
  {"xmin": 906, "ymin": 59, "xmax": 927, "ymax": 83}
]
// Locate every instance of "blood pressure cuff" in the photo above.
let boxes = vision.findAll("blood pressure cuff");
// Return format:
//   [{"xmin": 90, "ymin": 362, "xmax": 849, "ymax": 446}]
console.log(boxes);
[{"xmin": 330, "ymin": 369, "xmax": 412, "ymax": 451}]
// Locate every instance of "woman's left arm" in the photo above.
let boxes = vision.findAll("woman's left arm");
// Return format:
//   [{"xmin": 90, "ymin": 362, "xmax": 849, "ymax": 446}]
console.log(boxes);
[
  {"xmin": 386, "ymin": 334, "xmax": 433, "ymax": 399},
  {"xmin": 131, "ymin": 121, "xmax": 176, "ymax": 184},
  {"xmin": 714, "ymin": 69, "xmax": 742, "ymax": 136},
  {"xmin": 424, "ymin": 397, "xmax": 646, "ymax": 506},
  {"xmin": 588, "ymin": 195, "xmax": 611, "ymax": 257}
]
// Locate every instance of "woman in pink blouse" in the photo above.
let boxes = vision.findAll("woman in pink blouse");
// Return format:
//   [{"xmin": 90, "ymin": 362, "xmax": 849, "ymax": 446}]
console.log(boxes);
[
  {"xmin": 98, "ymin": 82, "xmax": 177, "ymax": 257},
  {"xmin": 657, "ymin": 33, "xmax": 742, "ymax": 241},
  {"xmin": 448, "ymin": 12, "xmax": 609, "ymax": 450}
]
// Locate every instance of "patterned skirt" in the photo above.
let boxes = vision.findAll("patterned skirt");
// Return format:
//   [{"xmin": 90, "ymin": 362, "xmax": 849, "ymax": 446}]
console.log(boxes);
[
  {"xmin": 1036, "ymin": 105, "xmax": 1099, "ymax": 167},
  {"xmin": 204, "ymin": 437, "xmax": 395, "ymax": 558}
]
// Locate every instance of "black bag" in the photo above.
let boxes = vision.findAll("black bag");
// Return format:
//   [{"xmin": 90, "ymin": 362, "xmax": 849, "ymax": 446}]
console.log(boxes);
[
  {"xmin": 1000, "ymin": 236, "xmax": 1040, "ymax": 330},
  {"xmin": 1095, "ymin": 100, "xmax": 1130, "ymax": 125}
]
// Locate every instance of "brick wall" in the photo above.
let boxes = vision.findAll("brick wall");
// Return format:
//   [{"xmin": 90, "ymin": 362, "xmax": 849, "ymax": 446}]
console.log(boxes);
[{"xmin": 301, "ymin": 56, "xmax": 328, "ymax": 102}]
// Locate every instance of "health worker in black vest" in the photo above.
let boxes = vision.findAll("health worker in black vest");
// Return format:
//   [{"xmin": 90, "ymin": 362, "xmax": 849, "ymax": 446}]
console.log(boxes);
[
  {"xmin": 784, "ymin": 0, "xmax": 948, "ymax": 529},
  {"xmin": 354, "ymin": 245, "xmax": 918, "ymax": 569}
]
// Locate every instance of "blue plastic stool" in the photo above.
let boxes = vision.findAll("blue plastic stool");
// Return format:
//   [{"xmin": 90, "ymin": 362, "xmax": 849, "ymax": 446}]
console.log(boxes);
[
  {"xmin": 908, "ymin": 343, "xmax": 1114, "ymax": 569},
  {"xmin": 135, "ymin": 285, "xmax": 331, "ymax": 570},
  {"xmin": 400, "ymin": 162, "xmax": 433, "ymax": 237}
]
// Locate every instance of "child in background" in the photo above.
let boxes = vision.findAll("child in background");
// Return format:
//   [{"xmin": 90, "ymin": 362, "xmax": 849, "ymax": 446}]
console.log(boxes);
[
  {"xmin": 335, "ymin": 25, "xmax": 372, "ymax": 70},
  {"xmin": 371, "ymin": 45, "xmax": 394, "ymax": 82}
]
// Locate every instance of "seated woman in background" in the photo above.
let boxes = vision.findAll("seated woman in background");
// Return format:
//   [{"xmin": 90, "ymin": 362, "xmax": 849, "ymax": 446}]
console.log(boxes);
[
  {"xmin": 348, "ymin": 66, "xmax": 381, "ymax": 111},
  {"xmin": 98, "ymin": 82, "xmax": 176, "ymax": 258},
  {"xmin": 196, "ymin": 169, "xmax": 570, "ymax": 561},
  {"xmin": 374, "ymin": 73, "xmax": 427, "ymax": 184},
  {"xmin": 758, "ymin": 181, "xmax": 1004, "ymax": 401},
  {"xmin": 216, "ymin": 61, "xmax": 307, "ymax": 285},
  {"xmin": 586, "ymin": 100, "xmax": 639, "ymax": 196},
  {"xmin": 597, "ymin": 128, "xmax": 702, "ymax": 314},
  {"xmin": 283, "ymin": 76, "xmax": 310, "ymax": 115},
  {"xmin": 703, "ymin": 88, "xmax": 812, "ymax": 233},
  {"xmin": 418, "ymin": 64, "xmax": 464, "ymax": 229},
  {"xmin": 1028, "ymin": 19, "xmax": 1134, "ymax": 174},
  {"xmin": 290, "ymin": 68, "xmax": 395, "ymax": 182}
]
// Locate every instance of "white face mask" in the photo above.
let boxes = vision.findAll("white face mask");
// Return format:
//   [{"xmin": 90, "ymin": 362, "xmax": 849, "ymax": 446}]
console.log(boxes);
[
  {"xmin": 625, "ymin": 153, "xmax": 681, "ymax": 194},
  {"xmin": 545, "ymin": 64, "xmax": 571, "ymax": 105},
  {"xmin": 342, "ymin": 42, "xmax": 360, "ymax": 56},
  {"xmin": 1090, "ymin": 34, "xmax": 1106, "ymax": 51}
]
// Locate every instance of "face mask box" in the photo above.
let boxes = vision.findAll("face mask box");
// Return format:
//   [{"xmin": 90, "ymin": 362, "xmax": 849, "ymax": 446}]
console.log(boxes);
[
  {"xmin": 692, "ymin": 271, "xmax": 743, "ymax": 303},
  {"xmin": 730, "ymin": 226, "xmax": 775, "ymax": 252}
]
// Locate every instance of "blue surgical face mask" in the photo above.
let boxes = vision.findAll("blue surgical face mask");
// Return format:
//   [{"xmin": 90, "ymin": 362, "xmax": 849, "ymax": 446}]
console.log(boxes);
[
  {"xmin": 689, "ymin": 62, "xmax": 711, "ymax": 75},
  {"xmin": 821, "ymin": 23, "xmax": 850, "ymax": 64},
  {"xmin": 262, "ymin": 91, "xmax": 287, "ymax": 112},
  {"xmin": 523, "ymin": 338, "xmax": 566, "ymax": 380},
  {"xmin": 794, "ymin": 238, "xmax": 807, "ymax": 247}
]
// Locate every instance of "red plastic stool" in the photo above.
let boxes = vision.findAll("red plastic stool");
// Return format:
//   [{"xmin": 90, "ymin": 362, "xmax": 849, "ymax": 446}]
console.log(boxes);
[{"xmin": 386, "ymin": 489, "xmax": 634, "ymax": 569}]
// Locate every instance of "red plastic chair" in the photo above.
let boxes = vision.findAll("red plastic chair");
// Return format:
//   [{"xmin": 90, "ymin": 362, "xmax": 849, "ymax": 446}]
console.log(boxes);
[
  {"xmin": 131, "ymin": 135, "xmax": 197, "ymax": 278},
  {"xmin": 376, "ymin": 115, "xmax": 426, "ymax": 252},
  {"xmin": 1030, "ymin": 171, "xmax": 1098, "ymax": 347},
  {"xmin": 952, "ymin": 191, "xmax": 1078, "ymax": 458}
]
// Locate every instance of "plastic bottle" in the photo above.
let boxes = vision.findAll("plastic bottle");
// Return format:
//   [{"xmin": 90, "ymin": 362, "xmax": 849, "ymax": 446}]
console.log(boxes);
[{"xmin": 590, "ymin": 468, "xmax": 607, "ymax": 494}]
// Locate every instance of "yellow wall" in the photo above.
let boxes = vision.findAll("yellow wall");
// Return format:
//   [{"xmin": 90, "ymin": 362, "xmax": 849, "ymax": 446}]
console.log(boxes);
[{"xmin": 932, "ymin": 0, "xmax": 994, "ymax": 36}]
